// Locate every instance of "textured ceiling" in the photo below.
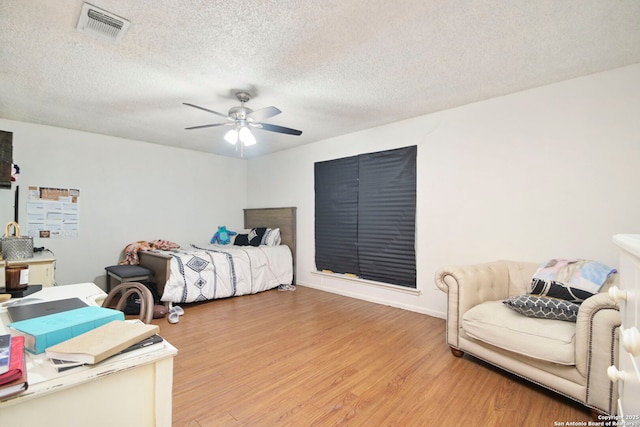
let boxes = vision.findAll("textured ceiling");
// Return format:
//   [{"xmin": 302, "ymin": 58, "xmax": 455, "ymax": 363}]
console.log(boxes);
[{"xmin": 1, "ymin": 1, "xmax": 640, "ymax": 158}]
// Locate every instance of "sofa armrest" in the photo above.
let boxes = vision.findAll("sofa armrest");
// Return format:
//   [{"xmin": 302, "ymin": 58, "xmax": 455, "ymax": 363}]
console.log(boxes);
[
  {"xmin": 435, "ymin": 262, "xmax": 513, "ymax": 348},
  {"xmin": 435, "ymin": 262, "xmax": 514, "ymax": 307},
  {"xmin": 575, "ymin": 292, "xmax": 620, "ymax": 413}
]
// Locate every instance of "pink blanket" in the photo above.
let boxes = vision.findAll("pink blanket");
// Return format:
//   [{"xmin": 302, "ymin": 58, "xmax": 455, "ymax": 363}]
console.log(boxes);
[{"xmin": 120, "ymin": 239, "xmax": 180, "ymax": 265}]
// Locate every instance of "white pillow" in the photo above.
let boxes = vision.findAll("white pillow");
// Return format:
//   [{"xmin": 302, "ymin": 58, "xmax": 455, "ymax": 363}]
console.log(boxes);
[{"xmin": 261, "ymin": 228, "xmax": 281, "ymax": 246}]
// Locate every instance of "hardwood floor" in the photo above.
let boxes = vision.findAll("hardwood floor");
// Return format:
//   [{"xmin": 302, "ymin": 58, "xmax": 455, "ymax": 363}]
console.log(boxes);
[{"xmin": 152, "ymin": 286, "xmax": 591, "ymax": 426}]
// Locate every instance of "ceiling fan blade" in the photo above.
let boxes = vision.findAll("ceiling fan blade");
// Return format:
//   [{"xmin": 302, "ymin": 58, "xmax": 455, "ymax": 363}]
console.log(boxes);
[
  {"xmin": 247, "ymin": 106, "xmax": 281, "ymax": 122},
  {"xmin": 185, "ymin": 123, "xmax": 229, "ymax": 130},
  {"xmin": 254, "ymin": 123, "xmax": 303, "ymax": 136},
  {"xmin": 183, "ymin": 103, "xmax": 230, "ymax": 120}
]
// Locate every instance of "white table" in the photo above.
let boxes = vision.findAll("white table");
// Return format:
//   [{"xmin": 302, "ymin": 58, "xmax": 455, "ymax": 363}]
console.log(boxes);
[{"xmin": 0, "ymin": 283, "xmax": 177, "ymax": 427}]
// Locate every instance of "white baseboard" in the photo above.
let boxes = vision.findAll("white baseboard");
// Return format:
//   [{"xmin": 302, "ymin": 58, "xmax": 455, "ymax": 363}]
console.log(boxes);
[{"xmin": 296, "ymin": 280, "xmax": 446, "ymax": 319}]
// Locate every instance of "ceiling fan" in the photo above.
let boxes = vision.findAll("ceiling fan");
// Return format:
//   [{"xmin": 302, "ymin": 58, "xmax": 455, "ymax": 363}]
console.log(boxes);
[{"xmin": 183, "ymin": 91, "xmax": 302, "ymax": 155}]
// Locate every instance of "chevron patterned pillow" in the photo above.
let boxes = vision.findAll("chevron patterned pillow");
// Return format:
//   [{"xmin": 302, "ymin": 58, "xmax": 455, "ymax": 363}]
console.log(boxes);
[{"xmin": 503, "ymin": 294, "xmax": 580, "ymax": 322}]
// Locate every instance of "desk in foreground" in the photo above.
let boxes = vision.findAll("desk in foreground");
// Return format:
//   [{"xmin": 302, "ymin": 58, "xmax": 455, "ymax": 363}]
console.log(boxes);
[{"xmin": 0, "ymin": 283, "xmax": 178, "ymax": 427}]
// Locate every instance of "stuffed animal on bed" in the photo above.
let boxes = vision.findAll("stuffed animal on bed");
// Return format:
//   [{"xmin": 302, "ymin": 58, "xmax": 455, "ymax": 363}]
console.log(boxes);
[{"xmin": 211, "ymin": 226, "xmax": 237, "ymax": 245}]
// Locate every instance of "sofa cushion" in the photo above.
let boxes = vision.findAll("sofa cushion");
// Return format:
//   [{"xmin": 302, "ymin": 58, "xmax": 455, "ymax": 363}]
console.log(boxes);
[
  {"xmin": 462, "ymin": 300, "xmax": 576, "ymax": 365},
  {"xmin": 503, "ymin": 294, "xmax": 580, "ymax": 322}
]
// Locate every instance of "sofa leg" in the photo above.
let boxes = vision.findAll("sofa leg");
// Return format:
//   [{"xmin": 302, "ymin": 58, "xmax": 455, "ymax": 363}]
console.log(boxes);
[
  {"xmin": 450, "ymin": 347, "xmax": 464, "ymax": 357},
  {"xmin": 589, "ymin": 408, "xmax": 606, "ymax": 420}
]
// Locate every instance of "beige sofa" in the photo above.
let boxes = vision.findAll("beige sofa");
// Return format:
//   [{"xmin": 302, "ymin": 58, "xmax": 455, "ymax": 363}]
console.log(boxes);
[{"xmin": 435, "ymin": 260, "xmax": 620, "ymax": 415}]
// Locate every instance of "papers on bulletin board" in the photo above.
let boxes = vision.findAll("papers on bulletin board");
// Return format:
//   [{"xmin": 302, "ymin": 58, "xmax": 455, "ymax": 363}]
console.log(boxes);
[{"xmin": 26, "ymin": 187, "xmax": 80, "ymax": 238}]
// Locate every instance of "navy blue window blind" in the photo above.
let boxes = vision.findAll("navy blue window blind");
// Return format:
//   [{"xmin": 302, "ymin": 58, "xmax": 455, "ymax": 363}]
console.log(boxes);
[{"xmin": 315, "ymin": 146, "xmax": 416, "ymax": 288}]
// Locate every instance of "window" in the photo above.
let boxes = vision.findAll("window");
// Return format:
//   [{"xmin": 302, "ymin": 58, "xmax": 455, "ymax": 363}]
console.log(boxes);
[{"xmin": 314, "ymin": 146, "xmax": 416, "ymax": 288}]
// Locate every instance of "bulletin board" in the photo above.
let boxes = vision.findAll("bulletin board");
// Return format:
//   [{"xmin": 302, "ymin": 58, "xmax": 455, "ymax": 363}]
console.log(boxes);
[{"xmin": 26, "ymin": 186, "xmax": 80, "ymax": 238}]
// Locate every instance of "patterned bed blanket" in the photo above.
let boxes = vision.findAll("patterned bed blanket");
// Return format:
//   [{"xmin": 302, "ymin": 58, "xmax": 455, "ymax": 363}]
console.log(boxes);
[{"xmin": 158, "ymin": 244, "xmax": 293, "ymax": 303}]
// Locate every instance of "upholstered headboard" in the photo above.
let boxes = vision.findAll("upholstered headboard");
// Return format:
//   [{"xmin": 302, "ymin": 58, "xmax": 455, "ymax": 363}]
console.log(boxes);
[{"xmin": 244, "ymin": 207, "xmax": 297, "ymax": 280}]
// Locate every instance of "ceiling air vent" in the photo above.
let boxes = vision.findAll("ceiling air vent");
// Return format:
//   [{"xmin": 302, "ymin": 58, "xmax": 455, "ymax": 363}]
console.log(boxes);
[{"xmin": 76, "ymin": 3, "xmax": 130, "ymax": 43}]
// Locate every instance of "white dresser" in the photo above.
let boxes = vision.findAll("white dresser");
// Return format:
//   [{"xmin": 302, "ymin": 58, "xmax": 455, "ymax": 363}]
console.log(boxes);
[
  {"xmin": 609, "ymin": 234, "xmax": 640, "ymax": 418},
  {"xmin": 0, "ymin": 251, "xmax": 56, "ymax": 288}
]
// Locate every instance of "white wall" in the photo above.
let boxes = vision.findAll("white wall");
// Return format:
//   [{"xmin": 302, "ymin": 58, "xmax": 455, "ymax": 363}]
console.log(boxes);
[
  {"xmin": 2, "ymin": 64, "xmax": 638, "ymax": 314},
  {"xmin": 246, "ymin": 64, "xmax": 640, "ymax": 318},
  {"xmin": 0, "ymin": 120, "xmax": 247, "ymax": 288}
]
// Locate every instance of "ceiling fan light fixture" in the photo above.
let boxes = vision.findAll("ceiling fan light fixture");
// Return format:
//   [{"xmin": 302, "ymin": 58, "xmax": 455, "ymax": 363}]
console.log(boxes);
[
  {"xmin": 224, "ymin": 128, "xmax": 238, "ymax": 145},
  {"xmin": 239, "ymin": 126, "xmax": 256, "ymax": 146},
  {"xmin": 184, "ymin": 90, "xmax": 302, "ymax": 155}
]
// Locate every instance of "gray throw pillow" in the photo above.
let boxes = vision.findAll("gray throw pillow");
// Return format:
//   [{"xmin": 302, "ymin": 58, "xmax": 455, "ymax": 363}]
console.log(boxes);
[{"xmin": 503, "ymin": 294, "xmax": 580, "ymax": 322}]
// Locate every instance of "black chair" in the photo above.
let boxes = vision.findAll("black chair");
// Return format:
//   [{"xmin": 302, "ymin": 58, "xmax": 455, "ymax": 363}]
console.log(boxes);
[{"xmin": 104, "ymin": 264, "xmax": 153, "ymax": 292}]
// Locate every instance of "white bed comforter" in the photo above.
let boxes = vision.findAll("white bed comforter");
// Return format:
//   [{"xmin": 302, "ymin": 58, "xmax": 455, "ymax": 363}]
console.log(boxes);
[{"xmin": 159, "ymin": 244, "xmax": 293, "ymax": 303}]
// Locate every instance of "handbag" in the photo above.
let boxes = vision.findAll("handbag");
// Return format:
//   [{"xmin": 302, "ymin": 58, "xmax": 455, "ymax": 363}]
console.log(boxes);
[{"xmin": 1, "ymin": 221, "xmax": 33, "ymax": 260}]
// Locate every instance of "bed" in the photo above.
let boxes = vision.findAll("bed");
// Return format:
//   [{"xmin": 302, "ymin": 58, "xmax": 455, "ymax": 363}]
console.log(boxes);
[{"xmin": 138, "ymin": 207, "xmax": 296, "ymax": 303}]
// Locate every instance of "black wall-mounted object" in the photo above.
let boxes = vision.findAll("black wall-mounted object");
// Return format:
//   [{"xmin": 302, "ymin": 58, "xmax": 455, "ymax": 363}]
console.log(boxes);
[
  {"xmin": 0, "ymin": 130, "xmax": 12, "ymax": 189},
  {"xmin": 15, "ymin": 185, "xmax": 19, "ymax": 223}
]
